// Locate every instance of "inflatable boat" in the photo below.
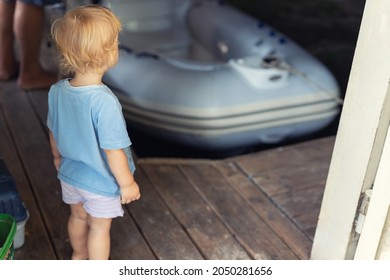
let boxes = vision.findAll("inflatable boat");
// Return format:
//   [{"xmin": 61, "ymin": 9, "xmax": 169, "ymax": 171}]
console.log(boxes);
[{"xmin": 101, "ymin": 0, "xmax": 342, "ymax": 151}]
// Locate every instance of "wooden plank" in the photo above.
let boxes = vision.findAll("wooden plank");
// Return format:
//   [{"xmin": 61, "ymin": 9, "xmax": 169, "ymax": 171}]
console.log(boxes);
[
  {"xmin": 273, "ymin": 184, "xmax": 324, "ymax": 220},
  {"xmin": 295, "ymin": 213, "xmax": 320, "ymax": 239},
  {"xmin": 140, "ymin": 163, "xmax": 251, "ymax": 260},
  {"xmin": 27, "ymin": 89, "xmax": 49, "ymax": 126},
  {"xmin": 0, "ymin": 84, "xmax": 154, "ymax": 259},
  {"xmin": 110, "ymin": 213, "xmax": 155, "ymax": 260},
  {"xmin": 232, "ymin": 136, "xmax": 334, "ymax": 176},
  {"xmin": 0, "ymin": 84, "xmax": 72, "ymax": 259},
  {"xmin": 272, "ymin": 184, "xmax": 325, "ymax": 241},
  {"xmin": 251, "ymin": 161, "xmax": 329, "ymax": 197},
  {"xmin": 179, "ymin": 163, "xmax": 299, "ymax": 259},
  {"xmin": 0, "ymin": 87, "xmax": 56, "ymax": 259},
  {"xmin": 272, "ymin": 186, "xmax": 324, "ymax": 219},
  {"xmin": 125, "ymin": 168, "xmax": 203, "ymax": 259},
  {"xmin": 215, "ymin": 161, "xmax": 312, "ymax": 259}
]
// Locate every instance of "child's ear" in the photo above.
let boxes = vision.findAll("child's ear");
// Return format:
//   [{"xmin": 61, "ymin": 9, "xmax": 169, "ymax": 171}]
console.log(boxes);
[{"xmin": 108, "ymin": 50, "xmax": 119, "ymax": 68}]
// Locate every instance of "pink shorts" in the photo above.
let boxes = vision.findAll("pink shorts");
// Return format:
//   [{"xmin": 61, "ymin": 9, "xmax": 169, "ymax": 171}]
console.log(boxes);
[{"xmin": 60, "ymin": 181, "xmax": 124, "ymax": 218}]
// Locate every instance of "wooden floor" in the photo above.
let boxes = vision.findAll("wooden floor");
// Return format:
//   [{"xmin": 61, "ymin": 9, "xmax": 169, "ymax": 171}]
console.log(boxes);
[{"xmin": 0, "ymin": 80, "xmax": 335, "ymax": 260}]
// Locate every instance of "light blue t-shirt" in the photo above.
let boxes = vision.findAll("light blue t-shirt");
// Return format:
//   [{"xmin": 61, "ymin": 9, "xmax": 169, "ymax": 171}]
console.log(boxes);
[{"xmin": 47, "ymin": 79, "xmax": 135, "ymax": 197}]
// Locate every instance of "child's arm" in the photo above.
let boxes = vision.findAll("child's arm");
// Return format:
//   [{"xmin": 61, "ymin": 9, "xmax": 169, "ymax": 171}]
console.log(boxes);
[
  {"xmin": 49, "ymin": 131, "xmax": 61, "ymax": 171},
  {"xmin": 104, "ymin": 149, "xmax": 140, "ymax": 204}
]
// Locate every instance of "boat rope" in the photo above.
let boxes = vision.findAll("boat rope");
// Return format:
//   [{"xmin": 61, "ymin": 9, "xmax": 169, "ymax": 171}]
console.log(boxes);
[
  {"xmin": 261, "ymin": 57, "xmax": 344, "ymax": 106},
  {"xmin": 287, "ymin": 66, "xmax": 344, "ymax": 106}
]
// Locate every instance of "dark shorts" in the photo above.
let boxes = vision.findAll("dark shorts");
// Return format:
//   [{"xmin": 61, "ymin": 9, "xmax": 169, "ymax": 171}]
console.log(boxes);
[{"xmin": 6, "ymin": 0, "xmax": 62, "ymax": 6}]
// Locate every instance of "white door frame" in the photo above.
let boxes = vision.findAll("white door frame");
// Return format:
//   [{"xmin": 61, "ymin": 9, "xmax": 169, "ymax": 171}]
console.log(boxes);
[{"xmin": 311, "ymin": 0, "xmax": 390, "ymax": 259}]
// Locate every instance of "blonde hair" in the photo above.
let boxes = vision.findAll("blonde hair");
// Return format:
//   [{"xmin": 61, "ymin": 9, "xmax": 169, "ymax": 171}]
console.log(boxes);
[{"xmin": 51, "ymin": 5, "xmax": 121, "ymax": 75}]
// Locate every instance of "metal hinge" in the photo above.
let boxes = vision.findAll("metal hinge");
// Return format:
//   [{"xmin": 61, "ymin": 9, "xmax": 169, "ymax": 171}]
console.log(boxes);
[{"xmin": 354, "ymin": 189, "xmax": 373, "ymax": 234}]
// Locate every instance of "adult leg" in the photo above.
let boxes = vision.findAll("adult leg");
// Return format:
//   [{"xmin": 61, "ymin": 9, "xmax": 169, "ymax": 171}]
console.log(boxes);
[
  {"xmin": 87, "ymin": 215, "xmax": 112, "ymax": 260},
  {"xmin": 0, "ymin": 0, "xmax": 18, "ymax": 80},
  {"xmin": 13, "ymin": 1, "xmax": 57, "ymax": 90},
  {"xmin": 68, "ymin": 203, "xmax": 89, "ymax": 260}
]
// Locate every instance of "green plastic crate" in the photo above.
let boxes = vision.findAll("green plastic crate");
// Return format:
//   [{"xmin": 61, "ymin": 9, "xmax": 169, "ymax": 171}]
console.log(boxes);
[{"xmin": 0, "ymin": 214, "xmax": 16, "ymax": 260}]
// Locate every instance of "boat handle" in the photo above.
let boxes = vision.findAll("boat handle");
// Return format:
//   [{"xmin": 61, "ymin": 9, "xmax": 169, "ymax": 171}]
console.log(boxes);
[
  {"xmin": 136, "ymin": 52, "xmax": 160, "ymax": 60},
  {"xmin": 119, "ymin": 45, "xmax": 133, "ymax": 53}
]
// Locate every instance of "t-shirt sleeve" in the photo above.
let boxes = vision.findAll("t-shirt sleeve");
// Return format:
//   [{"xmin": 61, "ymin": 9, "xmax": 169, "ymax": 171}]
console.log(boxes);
[
  {"xmin": 46, "ymin": 88, "xmax": 54, "ymax": 131},
  {"xmin": 95, "ymin": 94, "xmax": 131, "ymax": 150}
]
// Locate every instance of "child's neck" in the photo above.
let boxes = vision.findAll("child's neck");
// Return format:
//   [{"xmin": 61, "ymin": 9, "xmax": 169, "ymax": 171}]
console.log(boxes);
[{"xmin": 70, "ymin": 71, "xmax": 104, "ymax": 87}]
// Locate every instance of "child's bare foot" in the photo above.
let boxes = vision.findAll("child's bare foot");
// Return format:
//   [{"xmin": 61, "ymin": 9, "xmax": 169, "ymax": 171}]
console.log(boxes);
[{"xmin": 17, "ymin": 69, "xmax": 58, "ymax": 90}]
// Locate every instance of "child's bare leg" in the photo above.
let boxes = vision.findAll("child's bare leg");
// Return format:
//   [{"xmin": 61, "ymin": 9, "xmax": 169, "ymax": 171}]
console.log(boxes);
[
  {"xmin": 13, "ymin": 1, "xmax": 58, "ymax": 89},
  {"xmin": 0, "ymin": 1, "xmax": 18, "ymax": 80},
  {"xmin": 87, "ymin": 215, "xmax": 112, "ymax": 260},
  {"xmin": 68, "ymin": 203, "xmax": 89, "ymax": 260}
]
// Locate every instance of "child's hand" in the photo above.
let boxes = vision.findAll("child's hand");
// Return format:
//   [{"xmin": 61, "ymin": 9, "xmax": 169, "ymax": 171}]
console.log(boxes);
[
  {"xmin": 104, "ymin": 148, "xmax": 140, "ymax": 204},
  {"xmin": 120, "ymin": 181, "xmax": 141, "ymax": 204}
]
